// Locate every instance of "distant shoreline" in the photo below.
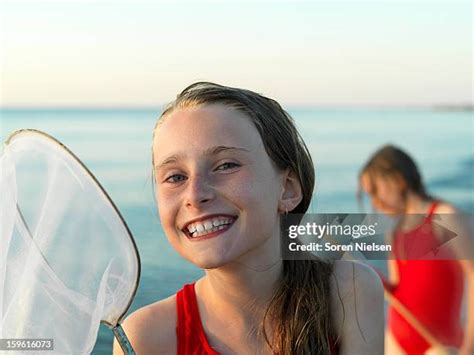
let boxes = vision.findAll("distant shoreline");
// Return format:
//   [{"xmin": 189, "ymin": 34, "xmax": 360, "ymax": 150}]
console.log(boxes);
[
  {"xmin": 0, "ymin": 104, "xmax": 472, "ymax": 112},
  {"xmin": 433, "ymin": 104, "xmax": 473, "ymax": 112}
]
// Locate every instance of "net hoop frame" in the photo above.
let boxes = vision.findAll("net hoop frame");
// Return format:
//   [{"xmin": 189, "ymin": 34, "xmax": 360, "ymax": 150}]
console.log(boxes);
[{"xmin": 3, "ymin": 128, "xmax": 142, "ymax": 328}]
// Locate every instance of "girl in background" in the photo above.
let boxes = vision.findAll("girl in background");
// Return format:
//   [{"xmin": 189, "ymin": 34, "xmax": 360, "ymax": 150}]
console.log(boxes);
[
  {"xmin": 359, "ymin": 145, "xmax": 474, "ymax": 355},
  {"xmin": 114, "ymin": 82, "xmax": 383, "ymax": 354}
]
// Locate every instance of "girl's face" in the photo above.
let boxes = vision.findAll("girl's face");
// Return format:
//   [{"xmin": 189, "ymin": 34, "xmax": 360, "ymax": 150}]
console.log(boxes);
[
  {"xmin": 360, "ymin": 172, "xmax": 406, "ymax": 215},
  {"xmin": 153, "ymin": 104, "xmax": 286, "ymax": 269}
]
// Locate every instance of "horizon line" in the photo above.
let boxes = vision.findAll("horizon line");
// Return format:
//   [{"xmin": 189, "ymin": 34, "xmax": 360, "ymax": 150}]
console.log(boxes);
[{"xmin": 1, "ymin": 103, "xmax": 473, "ymax": 111}]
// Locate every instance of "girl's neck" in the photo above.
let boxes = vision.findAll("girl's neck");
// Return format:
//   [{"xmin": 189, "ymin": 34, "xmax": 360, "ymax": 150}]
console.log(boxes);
[
  {"xmin": 194, "ymin": 259, "xmax": 281, "ymax": 354},
  {"xmin": 403, "ymin": 191, "xmax": 433, "ymax": 214},
  {"xmin": 198, "ymin": 227, "xmax": 283, "ymax": 320},
  {"xmin": 192, "ymin": 228, "xmax": 283, "ymax": 352},
  {"xmin": 202, "ymin": 258, "xmax": 282, "ymax": 314},
  {"xmin": 196, "ymin": 246, "xmax": 283, "ymax": 333}
]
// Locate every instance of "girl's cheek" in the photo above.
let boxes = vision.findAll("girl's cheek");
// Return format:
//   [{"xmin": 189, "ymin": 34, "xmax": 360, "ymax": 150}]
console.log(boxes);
[
  {"xmin": 156, "ymin": 189, "xmax": 180, "ymax": 220},
  {"xmin": 156, "ymin": 186, "xmax": 180, "ymax": 202},
  {"xmin": 228, "ymin": 175, "xmax": 252, "ymax": 193}
]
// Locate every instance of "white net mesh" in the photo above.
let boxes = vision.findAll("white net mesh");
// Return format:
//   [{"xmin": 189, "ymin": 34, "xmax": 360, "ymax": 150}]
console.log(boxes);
[{"xmin": 0, "ymin": 130, "xmax": 140, "ymax": 354}]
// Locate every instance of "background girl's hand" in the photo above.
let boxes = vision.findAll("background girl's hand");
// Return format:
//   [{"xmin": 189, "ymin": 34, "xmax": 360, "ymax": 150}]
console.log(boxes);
[
  {"xmin": 424, "ymin": 345, "xmax": 458, "ymax": 355},
  {"xmin": 458, "ymin": 343, "xmax": 474, "ymax": 355}
]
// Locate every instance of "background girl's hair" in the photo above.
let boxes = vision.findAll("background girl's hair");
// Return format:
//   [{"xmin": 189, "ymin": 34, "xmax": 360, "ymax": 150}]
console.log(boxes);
[
  {"xmin": 153, "ymin": 82, "xmax": 337, "ymax": 354},
  {"xmin": 357, "ymin": 144, "xmax": 432, "ymax": 208}
]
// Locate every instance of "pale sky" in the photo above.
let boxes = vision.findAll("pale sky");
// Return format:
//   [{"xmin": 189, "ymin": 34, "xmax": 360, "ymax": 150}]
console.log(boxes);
[{"xmin": 1, "ymin": 1, "xmax": 472, "ymax": 107}]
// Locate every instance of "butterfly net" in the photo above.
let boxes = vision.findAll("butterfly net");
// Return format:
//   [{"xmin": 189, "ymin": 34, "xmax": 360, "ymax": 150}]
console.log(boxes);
[{"xmin": 0, "ymin": 130, "xmax": 140, "ymax": 353}]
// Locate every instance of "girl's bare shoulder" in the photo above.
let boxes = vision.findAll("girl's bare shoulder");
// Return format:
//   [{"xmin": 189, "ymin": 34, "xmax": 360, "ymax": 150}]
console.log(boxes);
[
  {"xmin": 112, "ymin": 294, "xmax": 177, "ymax": 355},
  {"xmin": 433, "ymin": 201, "xmax": 458, "ymax": 214},
  {"xmin": 330, "ymin": 259, "xmax": 381, "ymax": 285},
  {"xmin": 329, "ymin": 260, "xmax": 383, "ymax": 311},
  {"xmin": 329, "ymin": 260, "xmax": 384, "ymax": 353}
]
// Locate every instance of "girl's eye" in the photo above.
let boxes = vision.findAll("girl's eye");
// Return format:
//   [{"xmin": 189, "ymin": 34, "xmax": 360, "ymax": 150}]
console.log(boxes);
[
  {"xmin": 164, "ymin": 174, "xmax": 187, "ymax": 183},
  {"xmin": 215, "ymin": 162, "xmax": 240, "ymax": 171}
]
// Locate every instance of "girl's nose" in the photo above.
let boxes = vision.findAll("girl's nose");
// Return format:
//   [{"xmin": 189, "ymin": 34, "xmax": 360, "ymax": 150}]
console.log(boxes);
[{"xmin": 184, "ymin": 174, "xmax": 215, "ymax": 208}]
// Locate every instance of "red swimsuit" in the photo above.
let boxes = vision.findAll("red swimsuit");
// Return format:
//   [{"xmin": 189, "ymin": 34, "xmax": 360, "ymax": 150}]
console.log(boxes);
[
  {"xmin": 387, "ymin": 201, "xmax": 464, "ymax": 353},
  {"xmin": 176, "ymin": 283, "xmax": 220, "ymax": 355},
  {"xmin": 176, "ymin": 283, "xmax": 339, "ymax": 354}
]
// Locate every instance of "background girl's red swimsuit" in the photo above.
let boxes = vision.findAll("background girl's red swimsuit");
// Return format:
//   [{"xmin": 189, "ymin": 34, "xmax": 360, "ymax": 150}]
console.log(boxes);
[{"xmin": 386, "ymin": 201, "xmax": 464, "ymax": 353}]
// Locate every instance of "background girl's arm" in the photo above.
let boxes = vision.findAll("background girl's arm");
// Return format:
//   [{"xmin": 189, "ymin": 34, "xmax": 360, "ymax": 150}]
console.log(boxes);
[
  {"xmin": 331, "ymin": 260, "xmax": 384, "ymax": 355},
  {"xmin": 458, "ymin": 259, "xmax": 474, "ymax": 355},
  {"xmin": 386, "ymin": 230, "xmax": 399, "ymax": 292},
  {"xmin": 370, "ymin": 231, "xmax": 398, "ymax": 292},
  {"xmin": 435, "ymin": 204, "xmax": 474, "ymax": 354}
]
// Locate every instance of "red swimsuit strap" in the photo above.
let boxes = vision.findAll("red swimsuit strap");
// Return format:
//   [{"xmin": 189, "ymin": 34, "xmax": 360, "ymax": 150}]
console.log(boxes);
[
  {"xmin": 176, "ymin": 283, "xmax": 220, "ymax": 355},
  {"xmin": 424, "ymin": 200, "xmax": 439, "ymax": 223}
]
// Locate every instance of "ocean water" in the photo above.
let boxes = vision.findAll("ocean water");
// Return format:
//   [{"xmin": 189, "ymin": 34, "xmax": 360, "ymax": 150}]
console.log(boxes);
[{"xmin": 1, "ymin": 108, "xmax": 472, "ymax": 353}]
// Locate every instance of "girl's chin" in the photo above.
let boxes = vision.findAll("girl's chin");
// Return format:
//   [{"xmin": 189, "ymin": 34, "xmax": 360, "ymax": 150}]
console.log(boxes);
[
  {"xmin": 186, "ymin": 253, "xmax": 232, "ymax": 270},
  {"xmin": 197, "ymin": 260, "xmax": 229, "ymax": 270},
  {"xmin": 380, "ymin": 208, "xmax": 403, "ymax": 216},
  {"xmin": 374, "ymin": 203, "xmax": 403, "ymax": 215}
]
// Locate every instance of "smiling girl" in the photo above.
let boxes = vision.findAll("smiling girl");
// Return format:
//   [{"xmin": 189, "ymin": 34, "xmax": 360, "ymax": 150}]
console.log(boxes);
[{"xmin": 113, "ymin": 82, "xmax": 384, "ymax": 355}]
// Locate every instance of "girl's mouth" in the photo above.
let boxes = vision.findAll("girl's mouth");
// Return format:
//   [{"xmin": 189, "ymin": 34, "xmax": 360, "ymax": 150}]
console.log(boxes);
[{"xmin": 182, "ymin": 215, "xmax": 237, "ymax": 241}]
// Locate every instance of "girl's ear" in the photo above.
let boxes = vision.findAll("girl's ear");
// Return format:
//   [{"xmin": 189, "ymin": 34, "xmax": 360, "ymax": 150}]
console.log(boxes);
[
  {"xmin": 360, "ymin": 172, "xmax": 373, "ymax": 194},
  {"xmin": 278, "ymin": 169, "xmax": 303, "ymax": 213}
]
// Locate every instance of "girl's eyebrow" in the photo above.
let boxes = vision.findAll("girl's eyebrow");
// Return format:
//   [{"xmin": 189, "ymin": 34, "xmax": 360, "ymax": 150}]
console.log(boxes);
[{"xmin": 156, "ymin": 145, "xmax": 250, "ymax": 170}]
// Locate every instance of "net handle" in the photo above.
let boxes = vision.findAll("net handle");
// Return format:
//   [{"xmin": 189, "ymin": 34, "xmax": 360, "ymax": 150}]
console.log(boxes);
[{"xmin": 113, "ymin": 324, "xmax": 136, "ymax": 355}]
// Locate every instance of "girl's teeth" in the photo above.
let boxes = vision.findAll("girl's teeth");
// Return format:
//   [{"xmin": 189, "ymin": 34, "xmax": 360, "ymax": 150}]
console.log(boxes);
[
  {"xmin": 191, "ymin": 223, "xmax": 229, "ymax": 238},
  {"xmin": 185, "ymin": 216, "xmax": 237, "ymax": 238}
]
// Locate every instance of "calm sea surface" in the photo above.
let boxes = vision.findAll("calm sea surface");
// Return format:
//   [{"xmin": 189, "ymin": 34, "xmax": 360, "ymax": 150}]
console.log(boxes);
[{"xmin": 1, "ymin": 108, "xmax": 472, "ymax": 353}]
